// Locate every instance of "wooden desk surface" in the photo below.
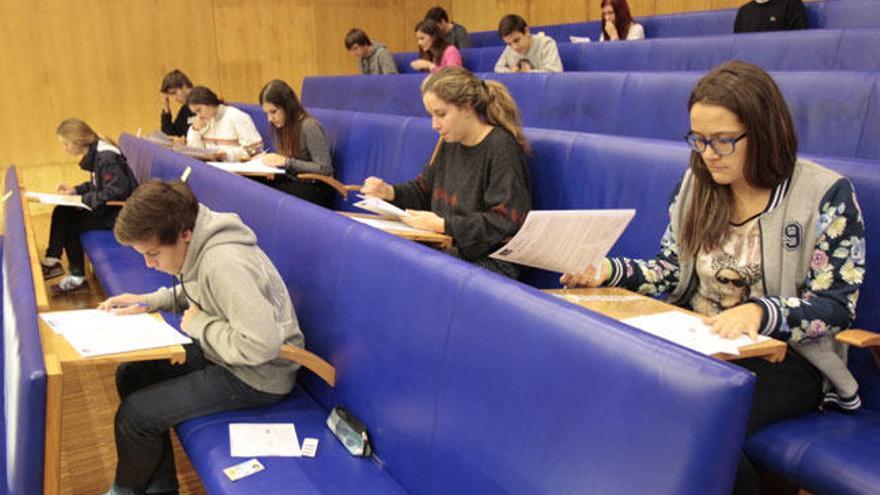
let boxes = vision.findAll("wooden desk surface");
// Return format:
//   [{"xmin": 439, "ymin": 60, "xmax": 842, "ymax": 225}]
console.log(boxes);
[
  {"xmin": 545, "ymin": 287, "xmax": 787, "ymax": 363},
  {"xmin": 339, "ymin": 212, "xmax": 454, "ymax": 249}
]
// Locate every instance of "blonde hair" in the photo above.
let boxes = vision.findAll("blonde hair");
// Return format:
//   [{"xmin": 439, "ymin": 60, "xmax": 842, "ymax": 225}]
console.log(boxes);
[
  {"xmin": 421, "ymin": 67, "xmax": 530, "ymax": 154},
  {"xmin": 56, "ymin": 118, "xmax": 117, "ymax": 148}
]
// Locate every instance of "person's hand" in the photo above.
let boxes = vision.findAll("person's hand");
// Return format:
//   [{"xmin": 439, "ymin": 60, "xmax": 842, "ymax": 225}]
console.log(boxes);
[
  {"xmin": 169, "ymin": 136, "xmax": 185, "ymax": 145},
  {"xmin": 191, "ymin": 116, "xmax": 208, "ymax": 131},
  {"xmin": 56, "ymin": 184, "xmax": 75, "ymax": 195},
  {"xmin": 702, "ymin": 303, "xmax": 763, "ymax": 341},
  {"xmin": 401, "ymin": 210, "xmax": 444, "ymax": 233},
  {"xmin": 559, "ymin": 258, "xmax": 612, "ymax": 288},
  {"xmin": 98, "ymin": 293, "xmax": 150, "ymax": 315},
  {"xmin": 605, "ymin": 20, "xmax": 619, "ymax": 40},
  {"xmin": 161, "ymin": 94, "xmax": 171, "ymax": 113},
  {"xmin": 180, "ymin": 306, "xmax": 199, "ymax": 335},
  {"xmin": 518, "ymin": 60, "xmax": 533, "ymax": 72},
  {"xmin": 361, "ymin": 176, "xmax": 395, "ymax": 200},
  {"xmin": 261, "ymin": 153, "xmax": 287, "ymax": 167},
  {"xmin": 410, "ymin": 59, "xmax": 435, "ymax": 72},
  {"xmin": 510, "ymin": 64, "xmax": 521, "ymax": 73}
]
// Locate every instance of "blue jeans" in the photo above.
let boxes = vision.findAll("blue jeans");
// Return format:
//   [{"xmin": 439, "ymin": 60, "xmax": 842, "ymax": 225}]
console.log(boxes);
[{"xmin": 113, "ymin": 344, "xmax": 286, "ymax": 494}]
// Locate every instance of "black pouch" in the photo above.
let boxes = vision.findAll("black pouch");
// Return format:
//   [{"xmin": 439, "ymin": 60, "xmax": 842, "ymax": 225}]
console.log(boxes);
[{"xmin": 326, "ymin": 405, "xmax": 372, "ymax": 457}]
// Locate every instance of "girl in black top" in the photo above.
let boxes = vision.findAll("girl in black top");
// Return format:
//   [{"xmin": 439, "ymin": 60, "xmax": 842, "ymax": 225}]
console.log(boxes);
[
  {"xmin": 42, "ymin": 119, "xmax": 137, "ymax": 294},
  {"xmin": 362, "ymin": 67, "xmax": 532, "ymax": 279}
]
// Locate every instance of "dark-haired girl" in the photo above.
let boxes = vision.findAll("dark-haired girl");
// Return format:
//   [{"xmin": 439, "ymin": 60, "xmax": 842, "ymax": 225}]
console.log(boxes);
[{"xmin": 185, "ymin": 86, "xmax": 263, "ymax": 161}]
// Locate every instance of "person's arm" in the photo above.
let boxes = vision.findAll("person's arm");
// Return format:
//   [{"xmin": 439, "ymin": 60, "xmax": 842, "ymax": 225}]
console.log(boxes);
[
  {"xmin": 143, "ymin": 284, "xmax": 188, "ymax": 313},
  {"xmin": 537, "ymin": 37, "xmax": 563, "ymax": 73},
  {"xmin": 73, "ymin": 180, "xmax": 94, "ymax": 195},
  {"xmin": 734, "ymin": 8, "xmax": 745, "ymax": 33},
  {"xmin": 392, "ymin": 148, "xmax": 441, "ymax": 210},
  {"xmin": 230, "ymin": 112, "xmax": 264, "ymax": 161},
  {"xmin": 80, "ymin": 157, "xmax": 135, "ymax": 208},
  {"xmin": 436, "ymin": 45, "xmax": 462, "ymax": 71},
  {"xmin": 627, "ymin": 23, "xmax": 645, "ymax": 40},
  {"xmin": 751, "ymin": 179, "xmax": 865, "ymax": 342},
  {"xmin": 186, "ymin": 254, "xmax": 293, "ymax": 366},
  {"xmin": 377, "ymin": 48, "xmax": 399, "ymax": 74},
  {"xmin": 494, "ymin": 47, "xmax": 513, "ymax": 73},
  {"xmin": 456, "ymin": 24, "xmax": 470, "ymax": 49},
  {"xmin": 187, "ymin": 123, "xmax": 206, "ymax": 149},
  {"xmin": 442, "ymin": 139, "xmax": 532, "ymax": 260},
  {"xmin": 284, "ymin": 119, "xmax": 333, "ymax": 176},
  {"xmin": 161, "ymin": 110, "xmax": 174, "ymax": 135},
  {"xmin": 788, "ymin": 0, "xmax": 809, "ymax": 29},
  {"xmin": 170, "ymin": 107, "xmax": 193, "ymax": 137}
]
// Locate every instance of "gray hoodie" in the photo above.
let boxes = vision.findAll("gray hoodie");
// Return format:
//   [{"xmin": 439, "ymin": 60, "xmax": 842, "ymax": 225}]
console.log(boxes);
[
  {"xmin": 360, "ymin": 43, "xmax": 398, "ymax": 75},
  {"xmin": 144, "ymin": 204, "xmax": 304, "ymax": 395},
  {"xmin": 494, "ymin": 33, "xmax": 563, "ymax": 73}
]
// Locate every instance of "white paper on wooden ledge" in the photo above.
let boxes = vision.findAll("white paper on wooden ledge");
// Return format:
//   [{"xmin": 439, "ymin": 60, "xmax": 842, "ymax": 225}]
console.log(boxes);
[
  {"xmin": 622, "ymin": 311, "xmax": 769, "ymax": 356},
  {"xmin": 40, "ymin": 310, "xmax": 191, "ymax": 357},
  {"xmin": 229, "ymin": 423, "xmax": 302, "ymax": 457},
  {"xmin": 24, "ymin": 192, "xmax": 92, "ymax": 211},
  {"xmin": 353, "ymin": 195, "xmax": 409, "ymax": 219},
  {"xmin": 489, "ymin": 209, "xmax": 635, "ymax": 274},
  {"xmin": 206, "ymin": 158, "xmax": 284, "ymax": 175}
]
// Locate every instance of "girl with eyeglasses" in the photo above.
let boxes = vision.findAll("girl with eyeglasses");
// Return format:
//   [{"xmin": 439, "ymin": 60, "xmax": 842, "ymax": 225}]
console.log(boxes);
[{"xmin": 561, "ymin": 60, "xmax": 865, "ymax": 494}]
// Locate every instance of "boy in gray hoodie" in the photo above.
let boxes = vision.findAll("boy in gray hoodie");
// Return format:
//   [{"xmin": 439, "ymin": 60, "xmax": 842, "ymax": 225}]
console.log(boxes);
[
  {"xmin": 99, "ymin": 180, "xmax": 303, "ymax": 495},
  {"xmin": 345, "ymin": 28, "xmax": 398, "ymax": 75},
  {"xmin": 494, "ymin": 14, "xmax": 563, "ymax": 73}
]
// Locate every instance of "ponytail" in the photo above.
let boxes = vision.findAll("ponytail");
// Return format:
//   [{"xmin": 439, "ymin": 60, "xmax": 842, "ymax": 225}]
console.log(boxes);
[{"xmin": 421, "ymin": 67, "xmax": 530, "ymax": 154}]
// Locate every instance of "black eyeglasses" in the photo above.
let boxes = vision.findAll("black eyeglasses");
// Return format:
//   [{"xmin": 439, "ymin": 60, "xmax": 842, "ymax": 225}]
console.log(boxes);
[{"xmin": 684, "ymin": 132, "xmax": 747, "ymax": 156}]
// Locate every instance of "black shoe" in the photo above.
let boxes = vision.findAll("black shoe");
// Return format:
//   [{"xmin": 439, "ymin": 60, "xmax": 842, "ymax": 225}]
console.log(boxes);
[{"xmin": 42, "ymin": 261, "xmax": 64, "ymax": 280}]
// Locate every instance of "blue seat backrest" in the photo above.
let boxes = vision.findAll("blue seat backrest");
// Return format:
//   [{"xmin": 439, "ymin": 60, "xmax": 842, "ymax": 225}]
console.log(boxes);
[
  {"xmin": 820, "ymin": 0, "xmax": 880, "ymax": 28},
  {"xmin": 302, "ymin": 74, "xmax": 426, "ymax": 117},
  {"xmin": 231, "ymin": 103, "xmax": 275, "ymax": 152},
  {"xmin": 433, "ymin": 273, "xmax": 755, "ymax": 495},
  {"xmin": 2, "ymin": 167, "xmax": 47, "ymax": 495}
]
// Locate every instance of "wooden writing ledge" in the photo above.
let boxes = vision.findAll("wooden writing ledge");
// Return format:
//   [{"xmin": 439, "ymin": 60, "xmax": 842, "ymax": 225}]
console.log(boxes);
[
  {"xmin": 19, "ymin": 187, "xmax": 51, "ymax": 311},
  {"xmin": 338, "ymin": 212, "xmax": 453, "ymax": 249},
  {"xmin": 545, "ymin": 287, "xmax": 788, "ymax": 363}
]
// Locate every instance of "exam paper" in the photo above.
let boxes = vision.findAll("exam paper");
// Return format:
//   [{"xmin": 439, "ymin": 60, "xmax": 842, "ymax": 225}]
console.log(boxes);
[
  {"xmin": 353, "ymin": 195, "xmax": 409, "ymax": 219},
  {"xmin": 569, "ymin": 36, "xmax": 591, "ymax": 43},
  {"xmin": 622, "ymin": 311, "xmax": 769, "ymax": 356},
  {"xmin": 40, "ymin": 310, "xmax": 191, "ymax": 357},
  {"xmin": 229, "ymin": 423, "xmax": 301, "ymax": 457},
  {"xmin": 348, "ymin": 215, "xmax": 428, "ymax": 234},
  {"xmin": 24, "ymin": 192, "xmax": 92, "ymax": 211},
  {"xmin": 206, "ymin": 157, "xmax": 285, "ymax": 175},
  {"xmin": 489, "ymin": 209, "xmax": 635, "ymax": 274}
]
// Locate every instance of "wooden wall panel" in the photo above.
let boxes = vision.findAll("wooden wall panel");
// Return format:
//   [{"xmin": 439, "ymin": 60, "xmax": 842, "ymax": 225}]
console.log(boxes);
[{"xmin": 454, "ymin": 0, "xmax": 529, "ymax": 33}]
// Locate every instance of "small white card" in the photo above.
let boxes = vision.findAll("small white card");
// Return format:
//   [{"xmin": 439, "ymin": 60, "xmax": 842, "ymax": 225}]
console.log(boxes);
[
  {"xmin": 223, "ymin": 458, "xmax": 265, "ymax": 481},
  {"xmin": 229, "ymin": 423, "xmax": 301, "ymax": 457},
  {"xmin": 301, "ymin": 437, "xmax": 319, "ymax": 458}
]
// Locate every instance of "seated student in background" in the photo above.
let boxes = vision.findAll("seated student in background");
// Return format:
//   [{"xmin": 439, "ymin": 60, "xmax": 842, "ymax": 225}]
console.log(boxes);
[
  {"xmin": 425, "ymin": 6, "xmax": 470, "ymax": 49},
  {"xmin": 345, "ymin": 28, "xmax": 398, "ymax": 75},
  {"xmin": 410, "ymin": 19, "xmax": 462, "ymax": 73},
  {"xmin": 99, "ymin": 180, "xmax": 303, "ymax": 495},
  {"xmin": 42, "ymin": 118, "xmax": 137, "ymax": 295},
  {"xmin": 159, "ymin": 69, "xmax": 195, "ymax": 139},
  {"xmin": 561, "ymin": 60, "xmax": 865, "ymax": 495},
  {"xmin": 259, "ymin": 79, "xmax": 336, "ymax": 208},
  {"xmin": 494, "ymin": 14, "xmax": 563, "ymax": 73},
  {"xmin": 185, "ymin": 86, "xmax": 263, "ymax": 161},
  {"xmin": 361, "ymin": 67, "xmax": 532, "ymax": 279},
  {"xmin": 599, "ymin": 0, "xmax": 645, "ymax": 41},
  {"xmin": 734, "ymin": 0, "xmax": 808, "ymax": 33}
]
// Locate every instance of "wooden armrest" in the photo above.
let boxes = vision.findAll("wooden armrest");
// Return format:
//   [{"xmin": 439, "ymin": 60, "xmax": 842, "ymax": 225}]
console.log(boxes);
[
  {"xmin": 279, "ymin": 344, "xmax": 336, "ymax": 387},
  {"xmin": 836, "ymin": 329, "xmax": 880, "ymax": 348},
  {"xmin": 106, "ymin": 200, "xmax": 125, "ymax": 207},
  {"xmin": 296, "ymin": 173, "xmax": 359, "ymax": 199}
]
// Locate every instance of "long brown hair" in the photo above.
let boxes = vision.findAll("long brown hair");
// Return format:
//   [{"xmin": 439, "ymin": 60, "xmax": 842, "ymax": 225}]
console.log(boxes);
[
  {"xmin": 56, "ymin": 118, "xmax": 118, "ymax": 149},
  {"xmin": 601, "ymin": 0, "xmax": 635, "ymax": 41},
  {"xmin": 259, "ymin": 80, "xmax": 310, "ymax": 157},
  {"xmin": 421, "ymin": 67, "xmax": 530, "ymax": 154},
  {"xmin": 415, "ymin": 19, "xmax": 450, "ymax": 65},
  {"xmin": 680, "ymin": 60, "xmax": 798, "ymax": 257}
]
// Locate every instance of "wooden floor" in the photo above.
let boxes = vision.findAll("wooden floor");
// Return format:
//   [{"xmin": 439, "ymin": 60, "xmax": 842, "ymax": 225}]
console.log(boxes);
[{"xmin": 31, "ymin": 204, "xmax": 206, "ymax": 494}]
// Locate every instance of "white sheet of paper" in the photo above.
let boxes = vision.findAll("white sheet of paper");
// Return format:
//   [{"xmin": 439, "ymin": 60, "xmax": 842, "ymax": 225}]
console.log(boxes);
[
  {"xmin": 40, "ymin": 310, "xmax": 191, "ymax": 357},
  {"xmin": 569, "ymin": 36, "xmax": 591, "ymax": 43},
  {"xmin": 353, "ymin": 195, "xmax": 409, "ymax": 219},
  {"xmin": 622, "ymin": 311, "xmax": 769, "ymax": 356},
  {"xmin": 206, "ymin": 157, "xmax": 284, "ymax": 175},
  {"xmin": 489, "ymin": 209, "xmax": 635, "ymax": 274},
  {"xmin": 348, "ymin": 215, "xmax": 429, "ymax": 234},
  {"xmin": 554, "ymin": 293, "xmax": 644, "ymax": 303},
  {"xmin": 229, "ymin": 423, "xmax": 301, "ymax": 457},
  {"xmin": 24, "ymin": 192, "xmax": 92, "ymax": 211}
]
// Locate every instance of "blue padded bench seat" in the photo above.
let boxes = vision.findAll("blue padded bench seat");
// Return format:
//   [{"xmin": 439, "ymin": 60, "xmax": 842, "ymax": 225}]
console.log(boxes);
[
  {"xmin": 117, "ymin": 134, "xmax": 757, "ymax": 494},
  {"xmin": 394, "ymin": 28, "xmax": 880, "ymax": 74},
  {"xmin": 301, "ymin": 70, "xmax": 880, "ymax": 161},
  {"xmin": 3, "ymin": 167, "xmax": 48, "ymax": 494},
  {"xmin": 80, "ymin": 230, "xmax": 171, "ymax": 296},
  {"xmin": 465, "ymin": 0, "xmax": 880, "ymax": 47}
]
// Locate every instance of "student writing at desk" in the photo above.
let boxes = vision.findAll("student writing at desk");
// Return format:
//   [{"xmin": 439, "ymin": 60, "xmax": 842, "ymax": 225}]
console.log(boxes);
[
  {"xmin": 362, "ymin": 67, "xmax": 532, "ymax": 279},
  {"xmin": 185, "ymin": 86, "xmax": 263, "ymax": 161},
  {"xmin": 560, "ymin": 61, "xmax": 866, "ymax": 495},
  {"xmin": 98, "ymin": 180, "xmax": 303, "ymax": 495},
  {"xmin": 159, "ymin": 69, "xmax": 195, "ymax": 140},
  {"xmin": 41, "ymin": 118, "xmax": 137, "ymax": 295},
  {"xmin": 258, "ymin": 79, "xmax": 336, "ymax": 208}
]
